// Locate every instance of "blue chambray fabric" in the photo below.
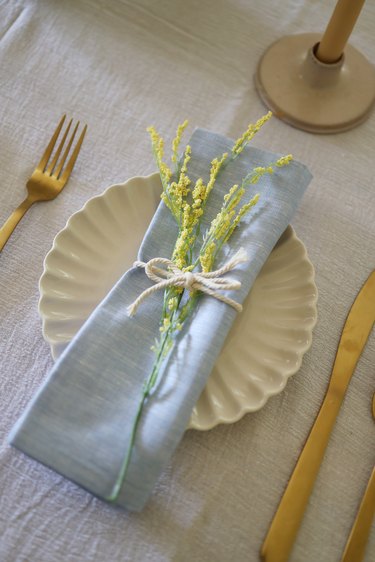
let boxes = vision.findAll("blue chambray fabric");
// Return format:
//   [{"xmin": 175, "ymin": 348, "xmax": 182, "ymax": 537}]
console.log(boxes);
[{"xmin": 9, "ymin": 129, "xmax": 312, "ymax": 511}]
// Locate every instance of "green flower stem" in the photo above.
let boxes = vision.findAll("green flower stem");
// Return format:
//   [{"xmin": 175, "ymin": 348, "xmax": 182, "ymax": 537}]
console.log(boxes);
[
  {"xmin": 105, "ymin": 386, "xmax": 147, "ymax": 502},
  {"xmin": 105, "ymin": 327, "xmax": 172, "ymax": 502},
  {"xmin": 106, "ymin": 283, "xmax": 202, "ymax": 502}
]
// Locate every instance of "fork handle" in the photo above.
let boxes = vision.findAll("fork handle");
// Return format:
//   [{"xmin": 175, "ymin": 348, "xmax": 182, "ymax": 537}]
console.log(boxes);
[{"xmin": 0, "ymin": 197, "xmax": 34, "ymax": 252}]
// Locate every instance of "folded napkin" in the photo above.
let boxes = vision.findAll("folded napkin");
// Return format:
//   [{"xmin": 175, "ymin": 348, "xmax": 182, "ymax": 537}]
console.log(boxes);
[{"xmin": 9, "ymin": 128, "xmax": 312, "ymax": 511}]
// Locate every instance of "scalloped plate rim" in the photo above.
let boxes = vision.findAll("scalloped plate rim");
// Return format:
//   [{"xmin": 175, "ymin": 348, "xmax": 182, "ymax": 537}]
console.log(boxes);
[
  {"xmin": 38, "ymin": 173, "xmax": 318, "ymax": 431},
  {"xmin": 39, "ymin": 174, "xmax": 159, "ymax": 344}
]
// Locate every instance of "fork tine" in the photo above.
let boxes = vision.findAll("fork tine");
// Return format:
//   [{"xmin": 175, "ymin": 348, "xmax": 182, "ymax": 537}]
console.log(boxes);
[
  {"xmin": 37, "ymin": 114, "xmax": 66, "ymax": 171},
  {"xmin": 45, "ymin": 118, "xmax": 72, "ymax": 175},
  {"xmin": 59, "ymin": 124, "xmax": 87, "ymax": 182},
  {"xmin": 54, "ymin": 121, "xmax": 80, "ymax": 178}
]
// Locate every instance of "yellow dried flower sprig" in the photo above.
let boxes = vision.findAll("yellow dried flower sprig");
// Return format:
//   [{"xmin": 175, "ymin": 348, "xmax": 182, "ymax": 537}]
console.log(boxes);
[
  {"xmin": 147, "ymin": 116, "xmax": 293, "ymax": 323},
  {"xmin": 108, "ymin": 115, "xmax": 293, "ymax": 502},
  {"xmin": 172, "ymin": 120, "xmax": 189, "ymax": 164},
  {"xmin": 146, "ymin": 115, "xmax": 294, "ymax": 369},
  {"xmin": 198, "ymin": 154, "xmax": 288, "ymax": 272},
  {"xmin": 232, "ymin": 111, "xmax": 272, "ymax": 157}
]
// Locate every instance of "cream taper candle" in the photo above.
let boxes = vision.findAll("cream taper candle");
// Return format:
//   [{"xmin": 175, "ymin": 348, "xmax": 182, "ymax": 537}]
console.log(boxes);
[{"xmin": 316, "ymin": 0, "xmax": 366, "ymax": 63}]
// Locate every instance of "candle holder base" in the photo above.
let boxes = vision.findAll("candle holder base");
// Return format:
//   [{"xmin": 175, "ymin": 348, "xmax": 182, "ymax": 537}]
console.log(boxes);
[{"xmin": 255, "ymin": 33, "xmax": 375, "ymax": 133}]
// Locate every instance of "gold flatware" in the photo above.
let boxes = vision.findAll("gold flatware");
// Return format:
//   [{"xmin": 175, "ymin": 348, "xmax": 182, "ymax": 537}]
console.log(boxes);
[
  {"xmin": 0, "ymin": 115, "xmax": 87, "ymax": 252},
  {"xmin": 340, "ymin": 393, "xmax": 375, "ymax": 562},
  {"xmin": 261, "ymin": 270, "xmax": 375, "ymax": 562}
]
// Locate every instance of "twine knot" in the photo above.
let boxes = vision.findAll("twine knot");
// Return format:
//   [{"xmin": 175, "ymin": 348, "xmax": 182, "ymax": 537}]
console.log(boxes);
[
  {"xmin": 183, "ymin": 271, "xmax": 195, "ymax": 290},
  {"xmin": 127, "ymin": 248, "xmax": 248, "ymax": 317}
]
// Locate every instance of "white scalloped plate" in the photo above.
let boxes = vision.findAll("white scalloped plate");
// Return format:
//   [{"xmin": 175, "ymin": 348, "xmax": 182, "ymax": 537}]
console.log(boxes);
[{"xmin": 39, "ymin": 173, "xmax": 317, "ymax": 431}]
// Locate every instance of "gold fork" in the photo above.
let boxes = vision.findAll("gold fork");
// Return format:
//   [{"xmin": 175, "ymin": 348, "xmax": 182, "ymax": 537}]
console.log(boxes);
[
  {"xmin": 340, "ymin": 393, "xmax": 375, "ymax": 562},
  {"xmin": 0, "ymin": 115, "xmax": 87, "ymax": 252}
]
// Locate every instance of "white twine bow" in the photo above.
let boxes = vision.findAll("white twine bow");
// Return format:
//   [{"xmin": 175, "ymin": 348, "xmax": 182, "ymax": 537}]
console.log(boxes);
[{"xmin": 127, "ymin": 247, "xmax": 248, "ymax": 317}]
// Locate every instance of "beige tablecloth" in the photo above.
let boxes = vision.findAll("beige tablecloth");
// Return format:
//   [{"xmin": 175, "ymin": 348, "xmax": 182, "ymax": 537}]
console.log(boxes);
[{"xmin": 0, "ymin": 1, "xmax": 374, "ymax": 561}]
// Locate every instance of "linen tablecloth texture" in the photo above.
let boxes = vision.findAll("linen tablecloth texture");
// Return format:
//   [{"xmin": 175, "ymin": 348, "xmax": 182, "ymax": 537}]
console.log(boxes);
[
  {"xmin": 1, "ymin": 0, "xmax": 375, "ymax": 560},
  {"xmin": 9, "ymin": 129, "xmax": 312, "ymax": 511}
]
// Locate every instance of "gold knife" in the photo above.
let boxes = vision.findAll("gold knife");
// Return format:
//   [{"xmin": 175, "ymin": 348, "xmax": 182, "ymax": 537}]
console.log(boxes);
[{"xmin": 261, "ymin": 270, "xmax": 375, "ymax": 562}]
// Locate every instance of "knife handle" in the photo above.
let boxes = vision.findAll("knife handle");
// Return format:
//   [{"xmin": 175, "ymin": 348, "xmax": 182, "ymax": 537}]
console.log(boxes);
[
  {"xmin": 261, "ymin": 387, "xmax": 344, "ymax": 562},
  {"xmin": 341, "ymin": 466, "xmax": 375, "ymax": 562}
]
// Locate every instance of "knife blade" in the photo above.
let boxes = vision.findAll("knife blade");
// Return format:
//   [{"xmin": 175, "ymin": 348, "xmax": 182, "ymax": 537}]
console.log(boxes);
[{"xmin": 261, "ymin": 270, "xmax": 375, "ymax": 562}]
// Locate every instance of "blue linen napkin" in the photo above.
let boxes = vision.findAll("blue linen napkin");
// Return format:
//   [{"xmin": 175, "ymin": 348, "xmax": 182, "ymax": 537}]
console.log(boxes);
[{"xmin": 9, "ymin": 128, "xmax": 312, "ymax": 511}]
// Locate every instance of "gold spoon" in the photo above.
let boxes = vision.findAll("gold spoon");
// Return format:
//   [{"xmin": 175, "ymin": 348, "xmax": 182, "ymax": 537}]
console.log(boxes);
[{"xmin": 341, "ymin": 393, "xmax": 375, "ymax": 562}]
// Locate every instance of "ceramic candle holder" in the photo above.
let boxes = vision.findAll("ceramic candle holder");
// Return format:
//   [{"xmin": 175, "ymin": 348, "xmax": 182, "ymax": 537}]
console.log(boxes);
[{"xmin": 255, "ymin": 32, "xmax": 375, "ymax": 133}]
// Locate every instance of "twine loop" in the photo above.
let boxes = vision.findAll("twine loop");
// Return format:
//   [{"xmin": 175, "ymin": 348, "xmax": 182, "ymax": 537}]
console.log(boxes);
[{"xmin": 127, "ymin": 248, "xmax": 248, "ymax": 317}]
